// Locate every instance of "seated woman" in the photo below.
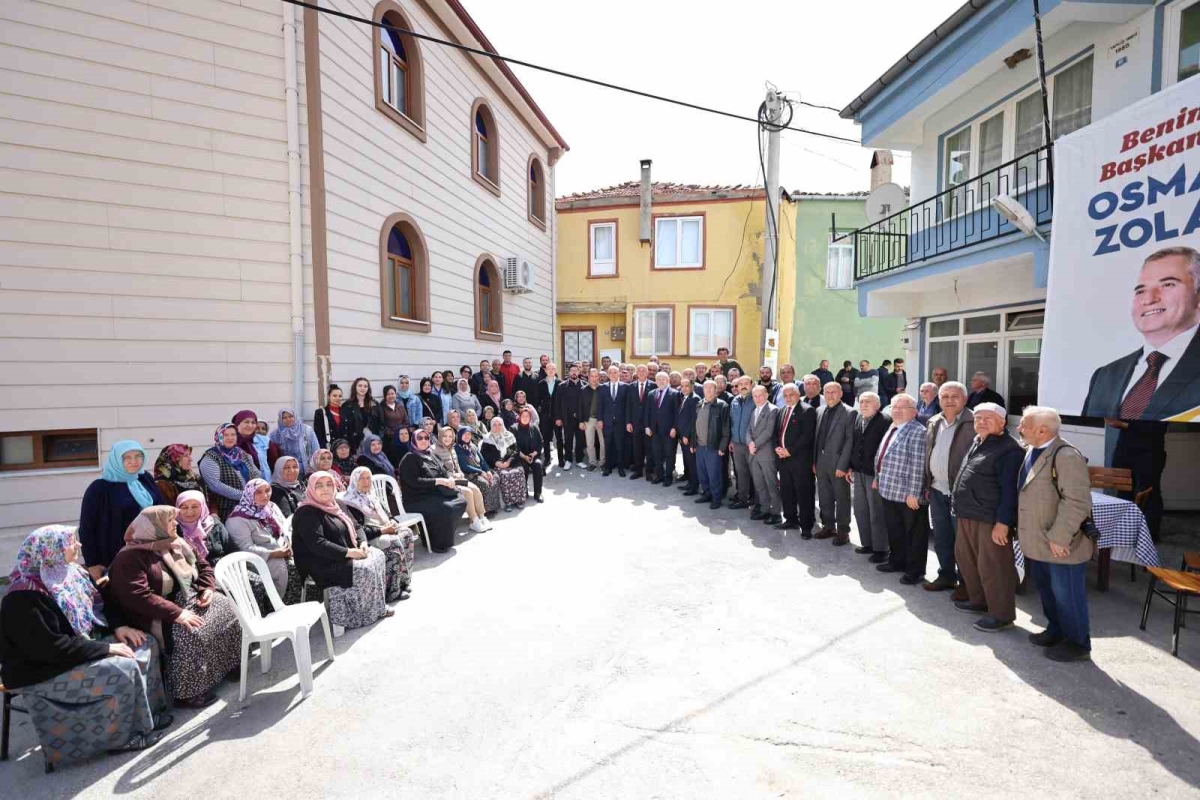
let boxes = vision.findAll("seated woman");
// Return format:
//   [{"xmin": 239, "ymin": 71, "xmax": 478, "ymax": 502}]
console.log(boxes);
[
  {"xmin": 338, "ymin": 467, "xmax": 414, "ymax": 602},
  {"xmin": 224, "ymin": 479, "xmax": 302, "ymax": 606},
  {"xmin": 500, "ymin": 398, "xmax": 518, "ymax": 429},
  {"xmin": 356, "ymin": 431, "xmax": 395, "ymax": 478},
  {"xmin": 481, "ymin": 417, "xmax": 528, "ymax": 512},
  {"xmin": 291, "ymin": 471, "xmax": 394, "ymax": 630},
  {"xmin": 455, "ymin": 425, "xmax": 502, "ymax": 516},
  {"xmin": 514, "ymin": 408, "xmax": 545, "ymax": 504},
  {"xmin": 465, "ymin": 407, "xmax": 487, "ymax": 441},
  {"xmin": 0, "ymin": 526, "xmax": 170, "ymax": 764},
  {"xmin": 513, "ymin": 390, "xmax": 540, "ymax": 428},
  {"xmin": 397, "ymin": 429, "xmax": 467, "ymax": 553},
  {"xmin": 330, "ymin": 438, "xmax": 357, "ymax": 483},
  {"xmin": 450, "ymin": 378, "xmax": 482, "ymax": 420},
  {"xmin": 153, "ymin": 443, "xmax": 202, "ymax": 506},
  {"xmin": 270, "ymin": 456, "xmax": 306, "ymax": 517},
  {"xmin": 270, "ymin": 407, "xmax": 320, "ymax": 477},
  {"xmin": 79, "ymin": 440, "xmax": 167, "ymax": 581},
  {"xmin": 107, "ymin": 506, "xmax": 242, "ymax": 708},
  {"xmin": 174, "ymin": 490, "xmax": 235, "ymax": 567},
  {"xmin": 431, "ymin": 426, "xmax": 490, "ymax": 533},
  {"xmin": 394, "ymin": 426, "xmax": 414, "ymax": 462},
  {"xmin": 198, "ymin": 423, "xmax": 262, "ymax": 520},
  {"xmin": 479, "ymin": 405, "xmax": 498, "ymax": 439},
  {"xmin": 446, "ymin": 408, "xmax": 463, "ymax": 434}
]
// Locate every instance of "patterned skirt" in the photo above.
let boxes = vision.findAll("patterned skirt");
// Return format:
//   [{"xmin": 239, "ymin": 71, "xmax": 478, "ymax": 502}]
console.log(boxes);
[
  {"xmin": 166, "ymin": 592, "xmax": 243, "ymax": 701},
  {"xmin": 469, "ymin": 473, "xmax": 503, "ymax": 514},
  {"xmin": 323, "ymin": 547, "xmax": 388, "ymax": 629},
  {"xmin": 371, "ymin": 530, "xmax": 415, "ymax": 602},
  {"xmin": 243, "ymin": 561, "xmax": 305, "ymax": 615},
  {"xmin": 496, "ymin": 466, "xmax": 527, "ymax": 507},
  {"xmin": 23, "ymin": 638, "xmax": 168, "ymax": 766}
]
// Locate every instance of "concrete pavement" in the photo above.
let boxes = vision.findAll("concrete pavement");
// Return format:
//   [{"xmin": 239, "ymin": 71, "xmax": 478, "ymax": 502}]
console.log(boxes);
[{"xmin": 2, "ymin": 464, "xmax": 1198, "ymax": 798}]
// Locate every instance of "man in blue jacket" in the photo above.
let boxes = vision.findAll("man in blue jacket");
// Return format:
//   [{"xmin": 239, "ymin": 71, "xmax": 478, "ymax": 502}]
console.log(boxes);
[{"xmin": 598, "ymin": 365, "xmax": 627, "ymax": 476}]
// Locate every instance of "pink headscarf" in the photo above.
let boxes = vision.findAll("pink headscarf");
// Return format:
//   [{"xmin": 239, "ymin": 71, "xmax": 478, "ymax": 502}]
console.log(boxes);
[
  {"xmin": 486, "ymin": 379, "xmax": 502, "ymax": 407},
  {"xmin": 298, "ymin": 470, "xmax": 357, "ymax": 546},
  {"xmin": 174, "ymin": 489, "xmax": 216, "ymax": 560}
]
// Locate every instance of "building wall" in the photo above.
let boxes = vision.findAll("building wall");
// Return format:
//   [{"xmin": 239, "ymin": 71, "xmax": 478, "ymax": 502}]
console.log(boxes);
[
  {"xmin": 0, "ymin": 0, "xmax": 295, "ymax": 563},
  {"xmin": 313, "ymin": 0, "xmax": 556, "ymax": 392}
]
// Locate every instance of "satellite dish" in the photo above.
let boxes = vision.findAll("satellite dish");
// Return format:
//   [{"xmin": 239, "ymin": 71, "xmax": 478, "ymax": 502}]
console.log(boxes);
[
  {"xmin": 865, "ymin": 182, "xmax": 907, "ymax": 224},
  {"xmin": 992, "ymin": 194, "xmax": 1046, "ymax": 242}
]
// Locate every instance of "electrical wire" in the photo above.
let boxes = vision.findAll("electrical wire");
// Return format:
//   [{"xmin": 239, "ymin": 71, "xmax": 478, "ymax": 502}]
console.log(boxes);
[{"xmin": 281, "ymin": 0, "xmax": 861, "ymax": 145}]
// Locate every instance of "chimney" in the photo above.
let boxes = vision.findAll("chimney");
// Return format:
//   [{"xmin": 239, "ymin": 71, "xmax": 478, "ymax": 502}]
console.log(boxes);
[
  {"xmin": 869, "ymin": 150, "xmax": 894, "ymax": 191},
  {"xmin": 638, "ymin": 159, "xmax": 652, "ymax": 243}
]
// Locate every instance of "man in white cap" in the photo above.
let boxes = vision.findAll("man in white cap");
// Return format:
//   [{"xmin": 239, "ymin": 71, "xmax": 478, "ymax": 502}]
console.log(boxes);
[{"xmin": 950, "ymin": 402, "xmax": 1024, "ymax": 633}]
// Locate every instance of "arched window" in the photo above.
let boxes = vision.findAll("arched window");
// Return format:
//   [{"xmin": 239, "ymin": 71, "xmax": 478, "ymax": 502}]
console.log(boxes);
[
  {"xmin": 474, "ymin": 255, "xmax": 503, "ymax": 341},
  {"xmin": 470, "ymin": 99, "xmax": 500, "ymax": 195},
  {"xmin": 373, "ymin": 2, "xmax": 425, "ymax": 142},
  {"xmin": 527, "ymin": 155, "xmax": 546, "ymax": 228},
  {"xmin": 379, "ymin": 213, "xmax": 430, "ymax": 332}
]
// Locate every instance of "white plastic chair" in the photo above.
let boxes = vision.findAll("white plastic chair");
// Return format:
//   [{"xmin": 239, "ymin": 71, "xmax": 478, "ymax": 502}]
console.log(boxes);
[
  {"xmin": 371, "ymin": 473, "xmax": 431, "ymax": 552},
  {"xmin": 215, "ymin": 552, "xmax": 336, "ymax": 702}
]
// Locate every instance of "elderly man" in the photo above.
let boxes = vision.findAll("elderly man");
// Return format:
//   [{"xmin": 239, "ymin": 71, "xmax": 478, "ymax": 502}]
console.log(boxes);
[
  {"xmin": 747, "ymin": 385, "xmax": 782, "ymax": 525},
  {"xmin": 967, "ymin": 372, "xmax": 1004, "ymax": 409},
  {"xmin": 688, "ymin": 380, "xmax": 732, "ymax": 509},
  {"xmin": 728, "ymin": 377, "xmax": 756, "ymax": 509},
  {"xmin": 931, "ymin": 366, "xmax": 949, "ymax": 388},
  {"xmin": 676, "ymin": 377, "xmax": 702, "ymax": 494},
  {"xmin": 916, "ymin": 382, "xmax": 940, "ymax": 424},
  {"xmin": 814, "ymin": 382, "xmax": 854, "ymax": 545},
  {"xmin": 774, "ymin": 383, "xmax": 817, "ymax": 534},
  {"xmin": 922, "ymin": 381, "xmax": 975, "ymax": 596},
  {"xmin": 847, "ymin": 392, "xmax": 890, "ymax": 560},
  {"xmin": 625, "ymin": 364, "xmax": 656, "ymax": 480},
  {"xmin": 874, "ymin": 394, "xmax": 929, "ymax": 583},
  {"xmin": 1017, "ymin": 406, "xmax": 1095, "ymax": 661},
  {"xmin": 647, "ymin": 371, "xmax": 680, "ymax": 486},
  {"xmin": 537, "ymin": 362, "xmax": 563, "ymax": 467},
  {"xmin": 598, "ymin": 365, "xmax": 627, "ymax": 477},
  {"xmin": 952, "ymin": 402, "xmax": 1024, "ymax": 632},
  {"xmin": 800, "ymin": 374, "xmax": 824, "ymax": 411}
]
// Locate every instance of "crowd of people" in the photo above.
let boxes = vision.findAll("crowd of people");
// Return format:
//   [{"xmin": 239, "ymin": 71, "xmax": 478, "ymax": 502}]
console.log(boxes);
[{"xmin": 0, "ymin": 347, "xmax": 1098, "ymax": 770}]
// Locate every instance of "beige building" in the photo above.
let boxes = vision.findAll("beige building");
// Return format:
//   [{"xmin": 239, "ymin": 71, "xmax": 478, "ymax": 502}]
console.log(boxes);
[{"xmin": 0, "ymin": 0, "xmax": 567, "ymax": 562}]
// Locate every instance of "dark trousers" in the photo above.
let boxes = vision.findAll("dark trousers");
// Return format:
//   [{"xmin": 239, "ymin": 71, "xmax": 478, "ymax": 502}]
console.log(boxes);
[
  {"xmin": 680, "ymin": 442, "xmax": 698, "ymax": 490},
  {"xmin": 651, "ymin": 434, "xmax": 677, "ymax": 484},
  {"xmin": 603, "ymin": 424, "xmax": 624, "ymax": 470},
  {"xmin": 564, "ymin": 418, "xmax": 584, "ymax": 462},
  {"xmin": 630, "ymin": 428, "xmax": 651, "ymax": 475},
  {"xmin": 778, "ymin": 459, "xmax": 815, "ymax": 530},
  {"xmin": 816, "ymin": 467, "xmax": 852, "ymax": 534},
  {"xmin": 541, "ymin": 417, "xmax": 563, "ymax": 465},
  {"xmin": 1112, "ymin": 429, "xmax": 1166, "ymax": 541},
  {"xmin": 695, "ymin": 445, "xmax": 724, "ymax": 500},
  {"xmin": 521, "ymin": 458, "xmax": 544, "ymax": 499},
  {"xmin": 1027, "ymin": 558, "xmax": 1091, "ymax": 649},
  {"xmin": 929, "ymin": 489, "xmax": 959, "ymax": 583},
  {"xmin": 883, "ymin": 498, "xmax": 930, "ymax": 579}
]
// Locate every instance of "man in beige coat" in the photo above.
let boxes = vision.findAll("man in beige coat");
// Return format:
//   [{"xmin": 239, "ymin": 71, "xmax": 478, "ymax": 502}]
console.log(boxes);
[{"xmin": 1016, "ymin": 406, "xmax": 1095, "ymax": 662}]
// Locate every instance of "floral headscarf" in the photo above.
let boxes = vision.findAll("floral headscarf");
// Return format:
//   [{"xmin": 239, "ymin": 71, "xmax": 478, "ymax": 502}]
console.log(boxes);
[
  {"xmin": 174, "ymin": 489, "xmax": 216, "ymax": 560},
  {"xmin": 483, "ymin": 417, "xmax": 516, "ymax": 453},
  {"xmin": 270, "ymin": 407, "xmax": 313, "ymax": 468},
  {"xmin": 227, "ymin": 478, "xmax": 283, "ymax": 538},
  {"xmin": 8, "ymin": 525, "xmax": 106, "ymax": 636},
  {"xmin": 154, "ymin": 444, "xmax": 201, "ymax": 492},
  {"xmin": 338, "ymin": 466, "xmax": 389, "ymax": 526},
  {"xmin": 299, "ymin": 471, "xmax": 357, "ymax": 546},
  {"xmin": 330, "ymin": 438, "xmax": 356, "ymax": 477},
  {"xmin": 455, "ymin": 425, "xmax": 485, "ymax": 471},
  {"xmin": 358, "ymin": 431, "xmax": 395, "ymax": 477},
  {"xmin": 122, "ymin": 506, "xmax": 198, "ymax": 645},
  {"xmin": 213, "ymin": 423, "xmax": 252, "ymax": 482}
]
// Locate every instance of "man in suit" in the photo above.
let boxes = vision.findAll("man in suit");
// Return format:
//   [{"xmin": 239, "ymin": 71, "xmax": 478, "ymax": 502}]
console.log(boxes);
[
  {"xmin": 877, "ymin": 360, "xmax": 893, "ymax": 406},
  {"xmin": 813, "ymin": 382, "xmax": 855, "ymax": 545},
  {"xmin": 800, "ymin": 374, "xmax": 824, "ymax": 411},
  {"xmin": 514, "ymin": 357, "xmax": 540, "ymax": 409},
  {"xmin": 578, "ymin": 369, "xmax": 605, "ymax": 471},
  {"xmin": 675, "ymin": 377, "xmax": 702, "ymax": 494},
  {"xmin": 1016, "ymin": 405, "xmax": 1096, "ymax": 662},
  {"xmin": 646, "ymin": 371, "xmax": 680, "ymax": 486},
  {"xmin": 536, "ymin": 353, "xmax": 550, "ymax": 381},
  {"xmin": 469, "ymin": 358, "xmax": 494, "ymax": 397},
  {"xmin": 813, "ymin": 360, "xmax": 834, "ymax": 388},
  {"xmin": 747, "ymin": 385, "xmax": 782, "ymax": 525},
  {"xmin": 847, "ymin": 391, "xmax": 891, "ymax": 560},
  {"xmin": 625, "ymin": 364, "xmax": 656, "ymax": 480},
  {"xmin": 688, "ymin": 380, "xmax": 732, "ymax": 509},
  {"xmin": 537, "ymin": 362, "xmax": 563, "ymax": 468},
  {"xmin": 554, "ymin": 364, "xmax": 585, "ymax": 470},
  {"xmin": 874, "ymin": 393, "xmax": 929, "ymax": 583},
  {"xmin": 598, "ymin": 365, "xmax": 627, "ymax": 477},
  {"xmin": 774, "ymin": 383, "xmax": 817, "ymax": 535},
  {"xmin": 966, "ymin": 372, "xmax": 1004, "ymax": 409}
]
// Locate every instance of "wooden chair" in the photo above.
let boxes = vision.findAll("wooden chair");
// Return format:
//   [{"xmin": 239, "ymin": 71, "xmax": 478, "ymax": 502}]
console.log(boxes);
[{"xmin": 1139, "ymin": 567, "xmax": 1200, "ymax": 657}]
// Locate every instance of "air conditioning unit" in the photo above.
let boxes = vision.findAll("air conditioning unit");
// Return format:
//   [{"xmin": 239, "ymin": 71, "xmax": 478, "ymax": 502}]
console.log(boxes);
[{"xmin": 503, "ymin": 255, "xmax": 536, "ymax": 294}]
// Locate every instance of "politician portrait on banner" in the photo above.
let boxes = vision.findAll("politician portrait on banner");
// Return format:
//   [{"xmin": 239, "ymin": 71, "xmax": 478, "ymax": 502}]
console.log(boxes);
[{"xmin": 1041, "ymin": 74, "xmax": 1200, "ymax": 422}]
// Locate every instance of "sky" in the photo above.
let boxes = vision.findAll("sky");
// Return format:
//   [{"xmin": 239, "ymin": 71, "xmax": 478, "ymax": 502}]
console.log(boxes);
[{"xmin": 464, "ymin": 0, "xmax": 965, "ymax": 198}]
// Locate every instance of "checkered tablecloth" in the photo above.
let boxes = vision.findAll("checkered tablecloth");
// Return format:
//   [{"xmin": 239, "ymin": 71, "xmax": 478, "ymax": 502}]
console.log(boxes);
[{"xmin": 1013, "ymin": 491, "xmax": 1160, "ymax": 580}]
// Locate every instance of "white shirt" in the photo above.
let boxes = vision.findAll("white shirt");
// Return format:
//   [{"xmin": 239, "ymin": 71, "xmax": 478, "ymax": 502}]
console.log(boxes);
[{"xmin": 1121, "ymin": 322, "xmax": 1198, "ymax": 401}]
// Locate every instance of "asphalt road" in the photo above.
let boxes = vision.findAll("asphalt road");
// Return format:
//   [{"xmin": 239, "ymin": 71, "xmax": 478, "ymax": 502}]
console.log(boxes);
[{"xmin": 3, "ymin": 465, "xmax": 1198, "ymax": 798}]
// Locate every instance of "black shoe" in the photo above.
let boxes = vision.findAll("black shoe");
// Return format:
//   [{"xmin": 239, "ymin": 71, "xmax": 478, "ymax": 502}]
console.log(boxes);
[
  {"xmin": 973, "ymin": 616, "xmax": 1013, "ymax": 633},
  {"xmin": 695, "ymin": 494, "xmax": 712, "ymax": 504},
  {"xmin": 854, "ymin": 546, "xmax": 875, "ymax": 555},
  {"xmin": 800, "ymin": 530, "xmax": 813, "ymax": 540},
  {"xmin": 602, "ymin": 469, "xmax": 612, "ymax": 476},
  {"xmin": 109, "ymin": 731, "xmax": 163, "ymax": 753},
  {"xmin": 1029, "ymin": 630, "xmax": 1066, "ymax": 648},
  {"xmin": 629, "ymin": 472, "xmax": 643, "ymax": 480},
  {"xmin": 775, "ymin": 521, "xmax": 800, "ymax": 531},
  {"xmin": 1045, "ymin": 642, "xmax": 1091, "ymax": 662},
  {"xmin": 662, "ymin": 481, "xmax": 673, "ymax": 488},
  {"xmin": 954, "ymin": 601, "xmax": 988, "ymax": 614},
  {"xmin": 832, "ymin": 536, "xmax": 850, "ymax": 546},
  {"xmin": 875, "ymin": 563, "xmax": 899, "ymax": 573},
  {"xmin": 618, "ymin": 469, "xmax": 626, "ymax": 477},
  {"xmin": 709, "ymin": 501, "xmax": 722, "ymax": 510},
  {"xmin": 749, "ymin": 511, "xmax": 766, "ymax": 521},
  {"xmin": 176, "ymin": 691, "xmax": 219, "ymax": 708},
  {"xmin": 682, "ymin": 489, "xmax": 698, "ymax": 496},
  {"xmin": 152, "ymin": 713, "xmax": 175, "ymax": 732},
  {"xmin": 868, "ymin": 552, "xmax": 889, "ymax": 564},
  {"xmin": 764, "ymin": 515, "xmax": 781, "ymax": 525},
  {"xmin": 535, "ymin": 496, "xmax": 545, "ymax": 503},
  {"xmin": 587, "ymin": 464, "xmax": 597, "ymax": 471},
  {"xmin": 728, "ymin": 500, "xmax": 749, "ymax": 510},
  {"xmin": 676, "ymin": 483, "xmax": 690, "ymax": 491},
  {"xmin": 898, "ymin": 574, "xmax": 922, "ymax": 585}
]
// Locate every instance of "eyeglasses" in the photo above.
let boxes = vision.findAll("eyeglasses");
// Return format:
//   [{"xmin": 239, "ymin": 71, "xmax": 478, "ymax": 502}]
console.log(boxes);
[{"xmin": 414, "ymin": 434, "xmax": 430, "ymax": 441}]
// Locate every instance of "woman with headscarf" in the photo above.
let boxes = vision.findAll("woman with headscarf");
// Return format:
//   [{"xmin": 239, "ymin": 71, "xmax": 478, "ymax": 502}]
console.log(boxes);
[
  {"xmin": 330, "ymin": 438, "xmax": 357, "ymax": 481},
  {"xmin": 394, "ymin": 426, "xmax": 414, "ymax": 461},
  {"xmin": 270, "ymin": 456, "xmax": 306, "ymax": 517},
  {"xmin": 481, "ymin": 378, "xmax": 503, "ymax": 417},
  {"xmin": 338, "ymin": 467, "xmax": 414, "ymax": 602},
  {"xmin": 465, "ymin": 407, "xmax": 487, "ymax": 441},
  {"xmin": 79, "ymin": 440, "xmax": 167, "ymax": 580},
  {"xmin": 232, "ymin": 409, "xmax": 278, "ymax": 473},
  {"xmin": 174, "ymin": 490, "xmax": 235, "ymax": 567},
  {"xmin": 314, "ymin": 384, "xmax": 354, "ymax": 449},
  {"xmin": 446, "ymin": 408, "xmax": 463, "ymax": 434},
  {"xmin": 107, "ymin": 506, "xmax": 242, "ymax": 708},
  {"xmin": 455, "ymin": 425, "xmax": 502, "ymax": 516},
  {"xmin": 225, "ymin": 479, "xmax": 301, "ymax": 604},
  {"xmin": 396, "ymin": 375, "xmax": 424, "ymax": 428},
  {"xmin": 500, "ymin": 398, "xmax": 518, "ymax": 429},
  {"xmin": 0, "ymin": 526, "xmax": 171, "ymax": 762},
  {"xmin": 431, "ymin": 426, "xmax": 490, "ymax": 532},
  {"xmin": 480, "ymin": 417, "xmax": 527, "ymax": 512},
  {"xmin": 291, "ymin": 471, "xmax": 393, "ymax": 630},
  {"xmin": 416, "ymin": 377, "xmax": 442, "ymax": 425},
  {"xmin": 432, "ymin": 371, "xmax": 453, "ymax": 426},
  {"xmin": 397, "ymin": 428, "xmax": 468, "ymax": 553},
  {"xmin": 270, "ymin": 408, "xmax": 320, "ymax": 476},
  {"xmin": 372, "ymin": 385, "xmax": 410, "ymax": 466},
  {"xmin": 198, "ymin": 423, "xmax": 262, "ymax": 521},
  {"xmin": 357, "ymin": 430, "xmax": 395, "ymax": 477},
  {"xmin": 153, "ymin": 443, "xmax": 202, "ymax": 506},
  {"xmin": 450, "ymin": 377, "xmax": 482, "ymax": 421},
  {"xmin": 513, "ymin": 390, "xmax": 540, "ymax": 428},
  {"xmin": 514, "ymin": 408, "xmax": 545, "ymax": 504},
  {"xmin": 479, "ymin": 405, "xmax": 497, "ymax": 438}
]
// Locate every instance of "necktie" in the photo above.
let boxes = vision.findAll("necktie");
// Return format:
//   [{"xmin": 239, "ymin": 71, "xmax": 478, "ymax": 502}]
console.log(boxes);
[
  {"xmin": 1019, "ymin": 447, "xmax": 1041, "ymax": 487},
  {"xmin": 611, "ymin": 384, "xmax": 616, "ymax": 400},
  {"xmin": 875, "ymin": 427, "xmax": 898, "ymax": 473},
  {"xmin": 1119, "ymin": 351, "xmax": 1168, "ymax": 419},
  {"xmin": 639, "ymin": 383, "xmax": 645, "ymax": 401},
  {"xmin": 780, "ymin": 405, "xmax": 792, "ymax": 438},
  {"xmin": 657, "ymin": 389, "xmax": 664, "ymax": 407},
  {"xmin": 753, "ymin": 406, "xmax": 760, "ymax": 429}
]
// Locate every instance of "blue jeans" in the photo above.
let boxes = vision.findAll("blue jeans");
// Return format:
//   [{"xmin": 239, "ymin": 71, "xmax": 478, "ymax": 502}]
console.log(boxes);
[
  {"xmin": 695, "ymin": 446, "xmax": 724, "ymax": 501},
  {"xmin": 1027, "ymin": 558, "xmax": 1091, "ymax": 649},
  {"xmin": 929, "ymin": 489, "xmax": 959, "ymax": 583}
]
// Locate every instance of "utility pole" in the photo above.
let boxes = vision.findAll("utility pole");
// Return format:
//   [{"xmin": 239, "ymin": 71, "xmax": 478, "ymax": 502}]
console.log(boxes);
[
  {"xmin": 1032, "ymin": 0, "xmax": 1053, "ymax": 176},
  {"xmin": 760, "ymin": 87, "xmax": 783, "ymax": 368}
]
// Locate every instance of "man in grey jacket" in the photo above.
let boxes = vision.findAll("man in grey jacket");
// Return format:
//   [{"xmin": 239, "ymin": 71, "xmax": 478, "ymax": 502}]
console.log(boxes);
[
  {"xmin": 814, "ymin": 382, "xmax": 855, "ymax": 545},
  {"xmin": 747, "ymin": 385, "xmax": 782, "ymax": 526}
]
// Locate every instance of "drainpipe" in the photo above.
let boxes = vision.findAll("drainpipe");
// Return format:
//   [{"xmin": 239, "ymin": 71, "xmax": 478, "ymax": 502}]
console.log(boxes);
[{"xmin": 283, "ymin": 3, "xmax": 305, "ymax": 416}]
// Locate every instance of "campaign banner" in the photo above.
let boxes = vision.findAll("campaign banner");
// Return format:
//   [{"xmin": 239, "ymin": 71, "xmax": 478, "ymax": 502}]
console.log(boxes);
[{"xmin": 1040, "ymin": 75, "xmax": 1200, "ymax": 421}]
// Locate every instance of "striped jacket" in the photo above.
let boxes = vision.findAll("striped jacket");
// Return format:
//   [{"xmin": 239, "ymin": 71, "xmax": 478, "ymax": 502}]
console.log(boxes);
[{"xmin": 875, "ymin": 420, "xmax": 928, "ymax": 503}]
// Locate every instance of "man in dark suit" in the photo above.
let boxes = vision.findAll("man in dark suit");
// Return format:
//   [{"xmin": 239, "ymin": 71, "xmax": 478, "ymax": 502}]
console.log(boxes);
[
  {"xmin": 676, "ymin": 377, "xmax": 702, "ymax": 494},
  {"xmin": 813, "ymin": 382, "xmax": 855, "ymax": 545},
  {"xmin": 514, "ymin": 357, "xmax": 540, "ymax": 409},
  {"xmin": 554, "ymin": 365, "xmax": 585, "ymax": 469},
  {"xmin": 624, "ymin": 364, "xmax": 656, "ymax": 480},
  {"xmin": 813, "ymin": 360, "xmax": 834, "ymax": 388},
  {"xmin": 537, "ymin": 362, "xmax": 563, "ymax": 467},
  {"xmin": 966, "ymin": 372, "xmax": 1004, "ymax": 410},
  {"xmin": 647, "ymin": 372, "xmax": 681, "ymax": 486},
  {"xmin": 774, "ymin": 382, "xmax": 817, "ymax": 535},
  {"xmin": 536, "ymin": 353, "xmax": 550, "ymax": 381},
  {"xmin": 598, "ymin": 365, "xmax": 627, "ymax": 476},
  {"xmin": 469, "ymin": 358, "xmax": 494, "ymax": 397}
]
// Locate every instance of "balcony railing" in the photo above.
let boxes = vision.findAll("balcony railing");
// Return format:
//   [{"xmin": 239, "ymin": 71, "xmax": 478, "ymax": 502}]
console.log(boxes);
[{"xmin": 834, "ymin": 144, "xmax": 1053, "ymax": 281}]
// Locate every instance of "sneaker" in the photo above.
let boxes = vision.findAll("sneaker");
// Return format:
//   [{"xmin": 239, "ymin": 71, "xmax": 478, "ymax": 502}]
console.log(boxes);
[
  {"xmin": 576, "ymin": 461, "xmax": 588, "ymax": 469},
  {"xmin": 479, "ymin": 516, "xmax": 493, "ymax": 530},
  {"xmin": 954, "ymin": 600, "xmax": 987, "ymax": 614},
  {"xmin": 1029, "ymin": 630, "xmax": 1065, "ymax": 648},
  {"xmin": 469, "ymin": 519, "xmax": 487, "ymax": 533},
  {"xmin": 1045, "ymin": 642, "xmax": 1091, "ymax": 662},
  {"xmin": 973, "ymin": 616, "xmax": 1013, "ymax": 633},
  {"xmin": 563, "ymin": 462, "xmax": 572, "ymax": 471}
]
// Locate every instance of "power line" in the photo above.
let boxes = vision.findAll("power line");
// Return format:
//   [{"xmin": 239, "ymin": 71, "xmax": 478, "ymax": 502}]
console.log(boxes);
[{"xmin": 281, "ymin": 0, "xmax": 861, "ymax": 145}]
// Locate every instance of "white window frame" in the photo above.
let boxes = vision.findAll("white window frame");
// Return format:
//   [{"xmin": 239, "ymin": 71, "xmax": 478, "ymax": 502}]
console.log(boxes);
[
  {"xmin": 826, "ymin": 233, "xmax": 855, "ymax": 290},
  {"xmin": 589, "ymin": 221, "xmax": 616, "ymax": 277},
  {"xmin": 688, "ymin": 307, "xmax": 734, "ymax": 357},
  {"xmin": 653, "ymin": 215, "xmax": 704, "ymax": 269},
  {"xmin": 1163, "ymin": 0, "xmax": 1200, "ymax": 87},
  {"xmin": 634, "ymin": 307, "xmax": 673, "ymax": 357}
]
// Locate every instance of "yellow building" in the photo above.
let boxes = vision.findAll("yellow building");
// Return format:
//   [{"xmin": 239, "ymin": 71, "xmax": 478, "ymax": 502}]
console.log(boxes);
[{"xmin": 555, "ymin": 163, "xmax": 795, "ymax": 370}]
